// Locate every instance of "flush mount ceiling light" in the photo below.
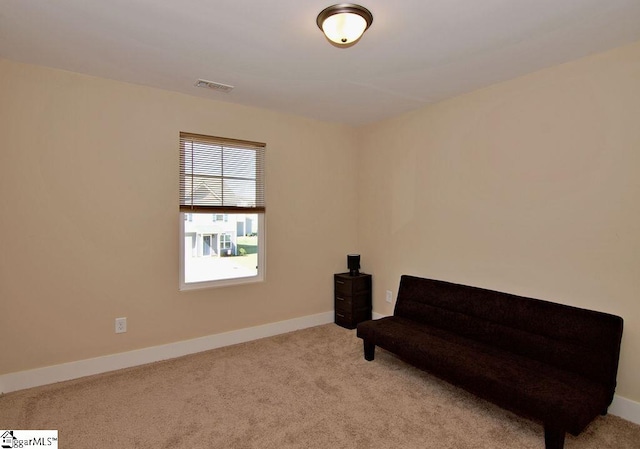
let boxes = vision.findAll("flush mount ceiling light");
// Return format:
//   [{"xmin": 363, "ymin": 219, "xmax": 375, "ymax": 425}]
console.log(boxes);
[{"xmin": 316, "ymin": 3, "xmax": 373, "ymax": 47}]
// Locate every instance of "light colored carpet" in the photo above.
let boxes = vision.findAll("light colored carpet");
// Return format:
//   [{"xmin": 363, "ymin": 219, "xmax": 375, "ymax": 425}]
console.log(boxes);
[{"xmin": 1, "ymin": 324, "xmax": 639, "ymax": 448}]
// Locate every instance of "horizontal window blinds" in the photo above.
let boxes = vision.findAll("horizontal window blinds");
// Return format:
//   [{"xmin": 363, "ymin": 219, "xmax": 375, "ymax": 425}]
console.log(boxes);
[{"xmin": 179, "ymin": 132, "xmax": 265, "ymax": 213}]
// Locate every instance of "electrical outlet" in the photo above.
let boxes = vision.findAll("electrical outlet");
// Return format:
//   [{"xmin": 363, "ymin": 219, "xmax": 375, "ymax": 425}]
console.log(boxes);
[
  {"xmin": 386, "ymin": 290, "xmax": 393, "ymax": 303},
  {"xmin": 115, "ymin": 317, "xmax": 127, "ymax": 334}
]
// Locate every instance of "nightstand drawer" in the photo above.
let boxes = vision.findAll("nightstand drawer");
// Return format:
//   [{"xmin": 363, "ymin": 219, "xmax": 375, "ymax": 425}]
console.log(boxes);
[
  {"xmin": 334, "ymin": 308, "xmax": 372, "ymax": 330},
  {"xmin": 335, "ymin": 301, "xmax": 370, "ymax": 317},
  {"xmin": 335, "ymin": 274, "xmax": 371, "ymax": 296},
  {"xmin": 335, "ymin": 292, "xmax": 370, "ymax": 311},
  {"xmin": 334, "ymin": 294, "xmax": 349, "ymax": 309}
]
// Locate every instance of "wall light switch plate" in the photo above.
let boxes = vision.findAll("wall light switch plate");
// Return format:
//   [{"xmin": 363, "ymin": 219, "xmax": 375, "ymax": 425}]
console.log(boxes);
[{"xmin": 385, "ymin": 290, "xmax": 393, "ymax": 303}]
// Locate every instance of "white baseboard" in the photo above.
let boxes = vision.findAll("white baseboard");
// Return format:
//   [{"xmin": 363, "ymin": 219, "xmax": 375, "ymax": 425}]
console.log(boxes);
[
  {"xmin": 0, "ymin": 311, "xmax": 334, "ymax": 395},
  {"xmin": 610, "ymin": 395, "xmax": 640, "ymax": 424}
]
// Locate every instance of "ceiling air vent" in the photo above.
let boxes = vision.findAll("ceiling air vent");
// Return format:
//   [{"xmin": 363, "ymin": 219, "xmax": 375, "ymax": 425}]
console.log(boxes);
[{"xmin": 194, "ymin": 79, "xmax": 234, "ymax": 93}]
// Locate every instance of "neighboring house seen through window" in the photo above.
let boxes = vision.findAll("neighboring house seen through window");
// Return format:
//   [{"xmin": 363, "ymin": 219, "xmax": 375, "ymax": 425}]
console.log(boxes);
[{"xmin": 179, "ymin": 132, "xmax": 265, "ymax": 289}]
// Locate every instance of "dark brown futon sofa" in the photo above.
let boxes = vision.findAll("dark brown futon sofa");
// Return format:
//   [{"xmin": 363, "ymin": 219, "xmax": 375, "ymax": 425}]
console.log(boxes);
[{"xmin": 357, "ymin": 275, "xmax": 623, "ymax": 449}]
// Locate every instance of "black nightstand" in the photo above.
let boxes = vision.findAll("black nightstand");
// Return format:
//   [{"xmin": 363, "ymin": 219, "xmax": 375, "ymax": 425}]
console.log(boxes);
[{"xmin": 334, "ymin": 272, "xmax": 372, "ymax": 329}]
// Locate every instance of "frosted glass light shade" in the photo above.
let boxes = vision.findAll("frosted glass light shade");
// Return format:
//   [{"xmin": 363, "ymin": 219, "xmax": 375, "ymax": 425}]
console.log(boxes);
[
  {"xmin": 317, "ymin": 4, "xmax": 373, "ymax": 47},
  {"xmin": 322, "ymin": 12, "xmax": 367, "ymax": 44}
]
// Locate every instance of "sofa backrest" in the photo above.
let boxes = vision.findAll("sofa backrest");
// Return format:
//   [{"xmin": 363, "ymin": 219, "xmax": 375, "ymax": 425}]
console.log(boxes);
[{"xmin": 394, "ymin": 275, "xmax": 623, "ymax": 391}]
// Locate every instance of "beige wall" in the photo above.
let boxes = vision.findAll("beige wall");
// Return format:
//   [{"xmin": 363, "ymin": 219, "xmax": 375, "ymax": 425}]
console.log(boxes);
[
  {"xmin": 0, "ymin": 59, "xmax": 359, "ymax": 375},
  {"xmin": 357, "ymin": 41, "xmax": 640, "ymax": 401},
  {"xmin": 2, "ymin": 40, "xmax": 639, "ymax": 403}
]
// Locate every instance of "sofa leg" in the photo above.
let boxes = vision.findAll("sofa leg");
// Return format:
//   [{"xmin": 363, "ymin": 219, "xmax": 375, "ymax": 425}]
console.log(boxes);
[
  {"xmin": 363, "ymin": 341, "xmax": 375, "ymax": 361},
  {"xmin": 544, "ymin": 424, "xmax": 565, "ymax": 449}
]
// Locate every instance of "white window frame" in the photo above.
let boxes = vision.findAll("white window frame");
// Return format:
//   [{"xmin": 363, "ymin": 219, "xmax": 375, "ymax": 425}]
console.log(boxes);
[
  {"xmin": 179, "ymin": 132, "xmax": 265, "ymax": 291},
  {"xmin": 179, "ymin": 213, "xmax": 265, "ymax": 290},
  {"xmin": 220, "ymin": 233, "xmax": 232, "ymax": 250}
]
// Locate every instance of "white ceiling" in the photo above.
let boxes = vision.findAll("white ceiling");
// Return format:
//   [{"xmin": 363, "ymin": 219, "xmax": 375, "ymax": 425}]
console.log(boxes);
[{"xmin": 2, "ymin": 0, "xmax": 640, "ymax": 126}]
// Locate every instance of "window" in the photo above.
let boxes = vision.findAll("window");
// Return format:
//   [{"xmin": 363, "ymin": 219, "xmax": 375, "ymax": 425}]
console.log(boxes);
[
  {"xmin": 221, "ymin": 233, "xmax": 232, "ymax": 249},
  {"xmin": 179, "ymin": 132, "xmax": 265, "ymax": 289}
]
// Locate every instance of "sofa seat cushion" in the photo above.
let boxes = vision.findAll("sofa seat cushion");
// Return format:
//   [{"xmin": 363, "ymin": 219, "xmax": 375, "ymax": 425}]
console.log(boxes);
[{"xmin": 357, "ymin": 316, "xmax": 610, "ymax": 434}]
